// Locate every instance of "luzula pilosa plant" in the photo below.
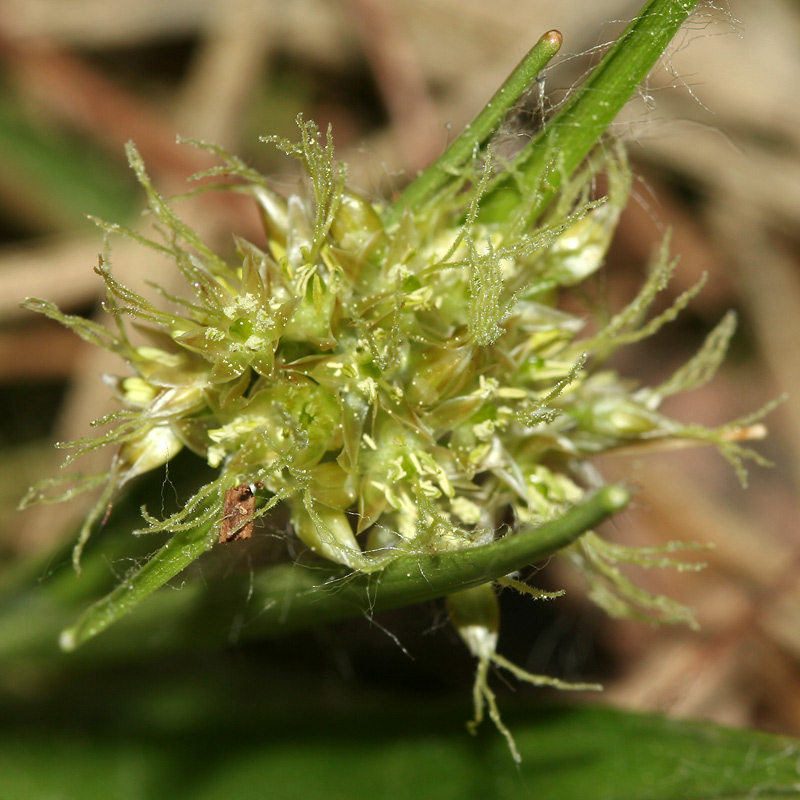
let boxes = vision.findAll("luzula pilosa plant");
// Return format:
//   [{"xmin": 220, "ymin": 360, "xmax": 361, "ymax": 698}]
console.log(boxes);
[{"xmin": 21, "ymin": 0, "xmax": 775, "ymax": 761}]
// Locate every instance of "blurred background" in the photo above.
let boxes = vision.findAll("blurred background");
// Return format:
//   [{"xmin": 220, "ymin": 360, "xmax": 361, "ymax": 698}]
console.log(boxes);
[{"xmin": 1, "ymin": 0, "xmax": 799, "ymax": 776}]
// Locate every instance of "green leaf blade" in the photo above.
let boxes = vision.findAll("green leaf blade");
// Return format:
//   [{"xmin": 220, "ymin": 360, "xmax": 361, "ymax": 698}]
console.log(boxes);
[
  {"xmin": 59, "ymin": 518, "xmax": 216, "ymax": 652},
  {"xmin": 480, "ymin": 0, "xmax": 700, "ymax": 226},
  {"xmin": 385, "ymin": 29, "xmax": 563, "ymax": 227},
  {"xmin": 232, "ymin": 485, "xmax": 629, "ymax": 640},
  {"xmin": 2, "ymin": 696, "xmax": 799, "ymax": 800},
  {"xmin": 57, "ymin": 485, "xmax": 628, "ymax": 652}
]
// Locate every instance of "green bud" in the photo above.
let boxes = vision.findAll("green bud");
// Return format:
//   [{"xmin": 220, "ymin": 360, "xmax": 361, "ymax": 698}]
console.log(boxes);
[
  {"xmin": 543, "ymin": 203, "xmax": 618, "ymax": 286},
  {"xmin": 447, "ymin": 583, "xmax": 499, "ymax": 661},
  {"xmin": 118, "ymin": 424, "xmax": 183, "ymax": 484},
  {"xmin": 404, "ymin": 345, "xmax": 476, "ymax": 407},
  {"xmin": 291, "ymin": 500, "xmax": 363, "ymax": 569},
  {"xmin": 329, "ymin": 189, "xmax": 385, "ymax": 252},
  {"xmin": 580, "ymin": 396, "xmax": 662, "ymax": 437},
  {"xmin": 252, "ymin": 185, "xmax": 289, "ymax": 247}
]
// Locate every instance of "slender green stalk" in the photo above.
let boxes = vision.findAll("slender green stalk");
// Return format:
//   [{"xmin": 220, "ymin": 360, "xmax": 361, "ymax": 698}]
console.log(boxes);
[
  {"xmin": 478, "ymin": 0, "xmax": 699, "ymax": 226},
  {"xmin": 58, "ymin": 486, "xmax": 627, "ymax": 651},
  {"xmin": 235, "ymin": 486, "xmax": 629, "ymax": 638},
  {"xmin": 385, "ymin": 30, "xmax": 563, "ymax": 227},
  {"xmin": 59, "ymin": 518, "xmax": 216, "ymax": 652}
]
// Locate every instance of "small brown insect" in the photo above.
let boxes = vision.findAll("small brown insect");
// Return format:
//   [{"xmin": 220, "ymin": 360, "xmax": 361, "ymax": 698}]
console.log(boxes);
[{"xmin": 219, "ymin": 483, "xmax": 263, "ymax": 543}]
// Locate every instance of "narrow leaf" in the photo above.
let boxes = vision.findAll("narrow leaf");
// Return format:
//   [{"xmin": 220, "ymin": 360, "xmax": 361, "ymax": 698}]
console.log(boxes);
[
  {"xmin": 222, "ymin": 485, "xmax": 629, "ymax": 639},
  {"xmin": 385, "ymin": 29, "xmax": 563, "ymax": 226},
  {"xmin": 479, "ymin": 0, "xmax": 700, "ymax": 226},
  {"xmin": 59, "ymin": 485, "xmax": 628, "ymax": 651},
  {"xmin": 60, "ymin": 517, "xmax": 217, "ymax": 651}
]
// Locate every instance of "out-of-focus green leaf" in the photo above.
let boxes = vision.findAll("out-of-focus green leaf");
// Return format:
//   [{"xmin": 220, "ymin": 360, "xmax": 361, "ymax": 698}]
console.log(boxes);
[
  {"xmin": 511, "ymin": 706, "xmax": 800, "ymax": 799},
  {"xmin": 0, "ymin": 683, "xmax": 798, "ymax": 800}
]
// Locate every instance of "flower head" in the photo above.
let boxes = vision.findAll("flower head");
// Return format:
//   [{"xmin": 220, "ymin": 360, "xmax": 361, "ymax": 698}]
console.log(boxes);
[
  {"xmin": 23, "ymin": 116, "xmax": 771, "ymax": 588},
  {"xmin": 20, "ymin": 25, "xmax": 775, "ymax": 761}
]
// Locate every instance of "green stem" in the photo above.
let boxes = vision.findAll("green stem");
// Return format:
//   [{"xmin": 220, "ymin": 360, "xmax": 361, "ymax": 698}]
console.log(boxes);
[
  {"xmin": 384, "ymin": 30, "xmax": 563, "ymax": 228},
  {"xmin": 54, "ymin": 486, "xmax": 626, "ymax": 653},
  {"xmin": 479, "ymin": 0, "xmax": 699, "ymax": 226},
  {"xmin": 221, "ymin": 485, "xmax": 629, "ymax": 639},
  {"xmin": 60, "ymin": 518, "xmax": 216, "ymax": 652}
]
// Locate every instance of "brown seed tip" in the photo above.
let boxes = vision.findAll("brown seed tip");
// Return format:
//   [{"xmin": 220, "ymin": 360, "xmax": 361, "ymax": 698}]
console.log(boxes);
[{"xmin": 542, "ymin": 30, "xmax": 563, "ymax": 50}]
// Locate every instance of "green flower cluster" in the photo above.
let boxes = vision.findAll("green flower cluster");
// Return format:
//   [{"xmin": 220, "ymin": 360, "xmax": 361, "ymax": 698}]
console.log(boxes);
[
  {"xmin": 20, "ymin": 16, "xmax": 774, "ymax": 758},
  {"xmin": 24, "ymin": 123, "xmax": 765, "ymax": 575}
]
